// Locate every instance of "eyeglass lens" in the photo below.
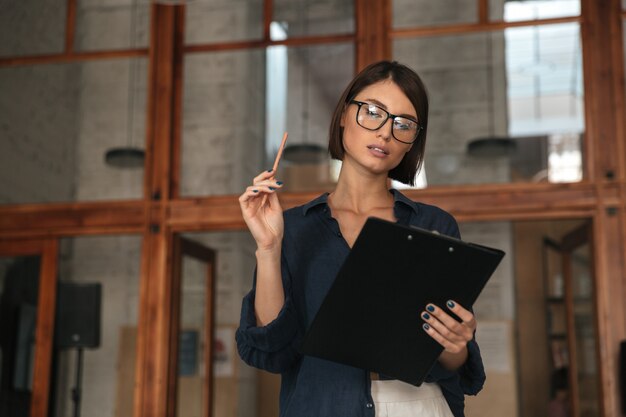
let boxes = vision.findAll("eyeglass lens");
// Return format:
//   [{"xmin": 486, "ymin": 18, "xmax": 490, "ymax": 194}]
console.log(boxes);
[{"xmin": 356, "ymin": 102, "xmax": 418, "ymax": 143}]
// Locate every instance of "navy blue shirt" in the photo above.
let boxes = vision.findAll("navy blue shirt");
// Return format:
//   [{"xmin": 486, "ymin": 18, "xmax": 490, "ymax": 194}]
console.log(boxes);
[{"xmin": 236, "ymin": 189, "xmax": 486, "ymax": 417}]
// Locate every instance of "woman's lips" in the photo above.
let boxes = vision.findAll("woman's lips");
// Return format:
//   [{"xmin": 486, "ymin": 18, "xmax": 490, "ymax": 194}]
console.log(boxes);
[{"xmin": 367, "ymin": 145, "xmax": 389, "ymax": 157}]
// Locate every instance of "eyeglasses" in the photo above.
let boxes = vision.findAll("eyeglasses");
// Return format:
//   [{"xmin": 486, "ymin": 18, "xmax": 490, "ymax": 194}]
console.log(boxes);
[{"xmin": 350, "ymin": 99, "xmax": 422, "ymax": 144}]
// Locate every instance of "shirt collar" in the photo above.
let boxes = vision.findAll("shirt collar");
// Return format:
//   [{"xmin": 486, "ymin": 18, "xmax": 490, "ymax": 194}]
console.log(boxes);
[
  {"xmin": 389, "ymin": 188, "xmax": 420, "ymax": 216},
  {"xmin": 301, "ymin": 189, "xmax": 419, "ymax": 216},
  {"xmin": 302, "ymin": 193, "xmax": 330, "ymax": 215}
]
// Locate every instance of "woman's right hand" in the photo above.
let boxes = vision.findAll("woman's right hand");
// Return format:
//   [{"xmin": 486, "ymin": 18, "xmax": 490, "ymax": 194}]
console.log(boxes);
[{"xmin": 239, "ymin": 169, "xmax": 285, "ymax": 251}]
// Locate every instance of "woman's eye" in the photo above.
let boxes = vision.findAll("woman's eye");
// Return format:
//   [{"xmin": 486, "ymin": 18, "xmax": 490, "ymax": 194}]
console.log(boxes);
[
  {"xmin": 365, "ymin": 106, "xmax": 383, "ymax": 118},
  {"xmin": 394, "ymin": 118, "xmax": 418, "ymax": 131},
  {"xmin": 394, "ymin": 120, "xmax": 410, "ymax": 130}
]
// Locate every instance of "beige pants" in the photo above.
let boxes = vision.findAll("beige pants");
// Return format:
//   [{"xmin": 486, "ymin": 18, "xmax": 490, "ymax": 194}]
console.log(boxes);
[{"xmin": 371, "ymin": 380, "xmax": 454, "ymax": 417}]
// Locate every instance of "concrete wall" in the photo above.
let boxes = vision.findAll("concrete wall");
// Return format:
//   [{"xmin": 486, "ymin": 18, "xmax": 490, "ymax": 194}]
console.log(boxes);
[
  {"xmin": 0, "ymin": 0, "xmax": 66, "ymax": 58},
  {"xmin": 73, "ymin": 58, "xmax": 146, "ymax": 201},
  {"xmin": 394, "ymin": 32, "xmax": 510, "ymax": 185},
  {"xmin": 181, "ymin": 50, "xmax": 266, "ymax": 197},
  {"xmin": 54, "ymin": 236, "xmax": 142, "ymax": 417},
  {"xmin": 0, "ymin": 64, "xmax": 80, "ymax": 204},
  {"xmin": 393, "ymin": 0, "xmax": 509, "ymax": 186}
]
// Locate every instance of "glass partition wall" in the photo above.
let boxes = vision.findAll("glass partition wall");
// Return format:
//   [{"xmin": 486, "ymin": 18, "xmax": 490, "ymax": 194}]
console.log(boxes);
[{"xmin": 1, "ymin": 1, "xmax": 625, "ymax": 417}]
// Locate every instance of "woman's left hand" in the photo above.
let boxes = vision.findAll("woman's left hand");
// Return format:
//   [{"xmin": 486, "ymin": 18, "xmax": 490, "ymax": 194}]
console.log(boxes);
[{"xmin": 421, "ymin": 300, "xmax": 476, "ymax": 369}]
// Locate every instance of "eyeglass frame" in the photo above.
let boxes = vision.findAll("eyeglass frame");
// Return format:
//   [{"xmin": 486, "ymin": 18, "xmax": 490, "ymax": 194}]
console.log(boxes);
[{"xmin": 349, "ymin": 99, "xmax": 423, "ymax": 145}]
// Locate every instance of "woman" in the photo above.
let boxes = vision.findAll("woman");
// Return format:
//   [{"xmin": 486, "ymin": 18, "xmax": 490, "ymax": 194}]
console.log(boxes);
[{"xmin": 236, "ymin": 61, "xmax": 485, "ymax": 417}]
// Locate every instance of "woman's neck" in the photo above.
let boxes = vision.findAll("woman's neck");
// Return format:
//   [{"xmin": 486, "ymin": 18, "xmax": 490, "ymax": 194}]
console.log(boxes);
[{"xmin": 329, "ymin": 162, "xmax": 393, "ymax": 214}]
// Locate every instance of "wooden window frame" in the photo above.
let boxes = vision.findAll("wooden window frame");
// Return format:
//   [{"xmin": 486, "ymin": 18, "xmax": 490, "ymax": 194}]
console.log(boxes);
[{"xmin": 0, "ymin": 1, "xmax": 625, "ymax": 416}]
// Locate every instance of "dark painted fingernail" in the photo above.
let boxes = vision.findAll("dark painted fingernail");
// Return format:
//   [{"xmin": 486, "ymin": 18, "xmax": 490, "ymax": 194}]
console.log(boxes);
[
  {"xmin": 276, "ymin": 181, "xmax": 283, "ymax": 185},
  {"xmin": 269, "ymin": 187, "xmax": 276, "ymax": 191},
  {"xmin": 422, "ymin": 312, "xmax": 430, "ymax": 320},
  {"xmin": 447, "ymin": 300, "xmax": 455, "ymax": 308},
  {"xmin": 252, "ymin": 189, "xmax": 258, "ymax": 193},
  {"xmin": 426, "ymin": 305, "xmax": 435, "ymax": 313},
  {"xmin": 423, "ymin": 323, "xmax": 430, "ymax": 330},
  {"xmin": 267, "ymin": 169, "xmax": 273, "ymax": 172}
]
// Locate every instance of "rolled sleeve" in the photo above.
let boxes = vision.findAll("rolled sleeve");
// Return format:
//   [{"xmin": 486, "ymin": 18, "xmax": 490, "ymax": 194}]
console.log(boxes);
[
  {"xmin": 235, "ymin": 255, "xmax": 302, "ymax": 373},
  {"xmin": 458, "ymin": 338, "xmax": 486, "ymax": 395},
  {"xmin": 425, "ymin": 338, "xmax": 485, "ymax": 394},
  {"xmin": 236, "ymin": 288, "xmax": 299, "ymax": 352},
  {"xmin": 235, "ymin": 289, "xmax": 301, "ymax": 373}
]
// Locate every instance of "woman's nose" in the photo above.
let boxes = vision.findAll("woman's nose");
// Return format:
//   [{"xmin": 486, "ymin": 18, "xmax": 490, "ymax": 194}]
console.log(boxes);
[{"xmin": 377, "ymin": 118, "xmax": 393, "ymax": 141}]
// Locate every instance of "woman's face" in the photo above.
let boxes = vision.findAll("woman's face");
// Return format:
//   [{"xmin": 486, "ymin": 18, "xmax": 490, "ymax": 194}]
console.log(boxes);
[{"xmin": 340, "ymin": 79, "xmax": 417, "ymax": 177}]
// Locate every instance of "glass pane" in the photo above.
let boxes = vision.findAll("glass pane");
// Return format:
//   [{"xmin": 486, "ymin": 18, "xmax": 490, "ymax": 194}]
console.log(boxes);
[
  {"xmin": 0, "ymin": 256, "xmax": 40, "ymax": 415},
  {"xmin": 570, "ymin": 243, "xmax": 600, "ymax": 417},
  {"xmin": 460, "ymin": 220, "xmax": 593, "ymax": 417},
  {"xmin": 75, "ymin": 0, "xmax": 150, "ymax": 51},
  {"xmin": 460, "ymin": 224, "xmax": 514, "ymax": 417},
  {"xmin": 491, "ymin": 0, "xmax": 581, "ymax": 23},
  {"xmin": 0, "ymin": 0, "xmax": 66, "ymax": 58},
  {"xmin": 180, "ymin": 43, "xmax": 354, "ymax": 197},
  {"xmin": 177, "ymin": 247, "xmax": 210, "ymax": 417},
  {"xmin": 180, "ymin": 231, "xmax": 262, "ymax": 416},
  {"xmin": 393, "ymin": 23, "xmax": 584, "ymax": 187},
  {"xmin": 52, "ymin": 235, "xmax": 142, "ymax": 417},
  {"xmin": 393, "ymin": 0, "xmax": 477, "ymax": 29},
  {"xmin": 185, "ymin": 0, "xmax": 264, "ymax": 45},
  {"xmin": 273, "ymin": 0, "xmax": 354, "ymax": 37},
  {"xmin": 0, "ymin": 58, "xmax": 147, "ymax": 204}
]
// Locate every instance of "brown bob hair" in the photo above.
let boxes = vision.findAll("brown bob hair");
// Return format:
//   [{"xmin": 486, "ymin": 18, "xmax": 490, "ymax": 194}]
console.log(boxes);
[{"xmin": 328, "ymin": 60, "xmax": 429, "ymax": 186}]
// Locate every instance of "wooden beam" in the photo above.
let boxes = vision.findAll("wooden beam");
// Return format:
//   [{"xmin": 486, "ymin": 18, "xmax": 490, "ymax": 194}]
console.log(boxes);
[
  {"xmin": 163, "ymin": 182, "xmax": 609, "ymax": 232},
  {"xmin": 581, "ymin": 0, "xmax": 625, "ymax": 183},
  {"xmin": 591, "ymin": 208, "xmax": 625, "ymax": 417},
  {"xmin": 64, "ymin": 0, "xmax": 77, "ymax": 53},
  {"xmin": 0, "ymin": 182, "xmax": 619, "ymax": 235},
  {"xmin": 183, "ymin": 33, "xmax": 355, "ymax": 54},
  {"xmin": 137, "ymin": 4, "xmax": 186, "ymax": 417},
  {"xmin": 0, "ymin": 201, "xmax": 145, "ymax": 239},
  {"xmin": 580, "ymin": 1, "xmax": 626, "ymax": 415},
  {"xmin": 165, "ymin": 233, "xmax": 182, "ymax": 417},
  {"xmin": 169, "ymin": 6, "xmax": 185, "ymax": 199},
  {"xmin": 355, "ymin": 0, "xmax": 391, "ymax": 71},
  {"xmin": 0, "ymin": 239, "xmax": 44, "ymax": 255},
  {"xmin": 29, "ymin": 239, "xmax": 58, "ymax": 417},
  {"xmin": 478, "ymin": 0, "xmax": 488, "ymax": 24},
  {"xmin": 263, "ymin": 0, "xmax": 273, "ymax": 41},
  {"xmin": 390, "ymin": 15, "xmax": 581, "ymax": 39},
  {"xmin": 0, "ymin": 49, "xmax": 148, "ymax": 68}
]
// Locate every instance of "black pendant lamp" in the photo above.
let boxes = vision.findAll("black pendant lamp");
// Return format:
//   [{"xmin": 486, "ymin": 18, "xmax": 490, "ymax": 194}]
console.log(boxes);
[
  {"xmin": 105, "ymin": 0, "xmax": 145, "ymax": 169},
  {"xmin": 467, "ymin": 32, "xmax": 516, "ymax": 159}
]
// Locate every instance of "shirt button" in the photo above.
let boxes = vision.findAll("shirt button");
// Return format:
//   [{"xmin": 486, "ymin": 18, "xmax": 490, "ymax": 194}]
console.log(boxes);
[{"xmin": 366, "ymin": 403, "xmax": 373, "ymax": 409}]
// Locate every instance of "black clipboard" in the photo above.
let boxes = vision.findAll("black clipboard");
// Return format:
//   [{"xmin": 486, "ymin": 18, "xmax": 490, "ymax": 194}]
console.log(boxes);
[{"xmin": 300, "ymin": 217, "xmax": 505, "ymax": 386}]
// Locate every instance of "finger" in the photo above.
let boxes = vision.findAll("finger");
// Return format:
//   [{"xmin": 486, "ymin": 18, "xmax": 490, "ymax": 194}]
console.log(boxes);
[
  {"xmin": 249, "ymin": 184, "xmax": 280, "ymax": 194},
  {"xmin": 253, "ymin": 169, "xmax": 277, "ymax": 185},
  {"xmin": 426, "ymin": 303, "xmax": 474, "ymax": 329},
  {"xmin": 424, "ymin": 304, "xmax": 474, "ymax": 339},
  {"xmin": 252, "ymin": 185, "xmax": 281, "ymax": 210},
  {"xmin": 239, "ymin": 187, "xmax": 264, "ymax": 205},
  {"xmin": 254, "ymin": 179, "xmax": 284, "ymax": 188},
  {"xmin": 445, "ymin": 300, "xmax": 476, "ymax": 326},
  {"xmin": 266, "ymin": 188, "xmax": 281, "ymax": 207},
  {"xmin": 421, "ymin": 310, "xmax": 467, "ymax": 344},
  {"xmin": 422, "ymin": 323, "xmax": 463, "ymax": 353},
  {"xmin": 239, "ymin": 184, "xmax": 279, "ymax": 203}
]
